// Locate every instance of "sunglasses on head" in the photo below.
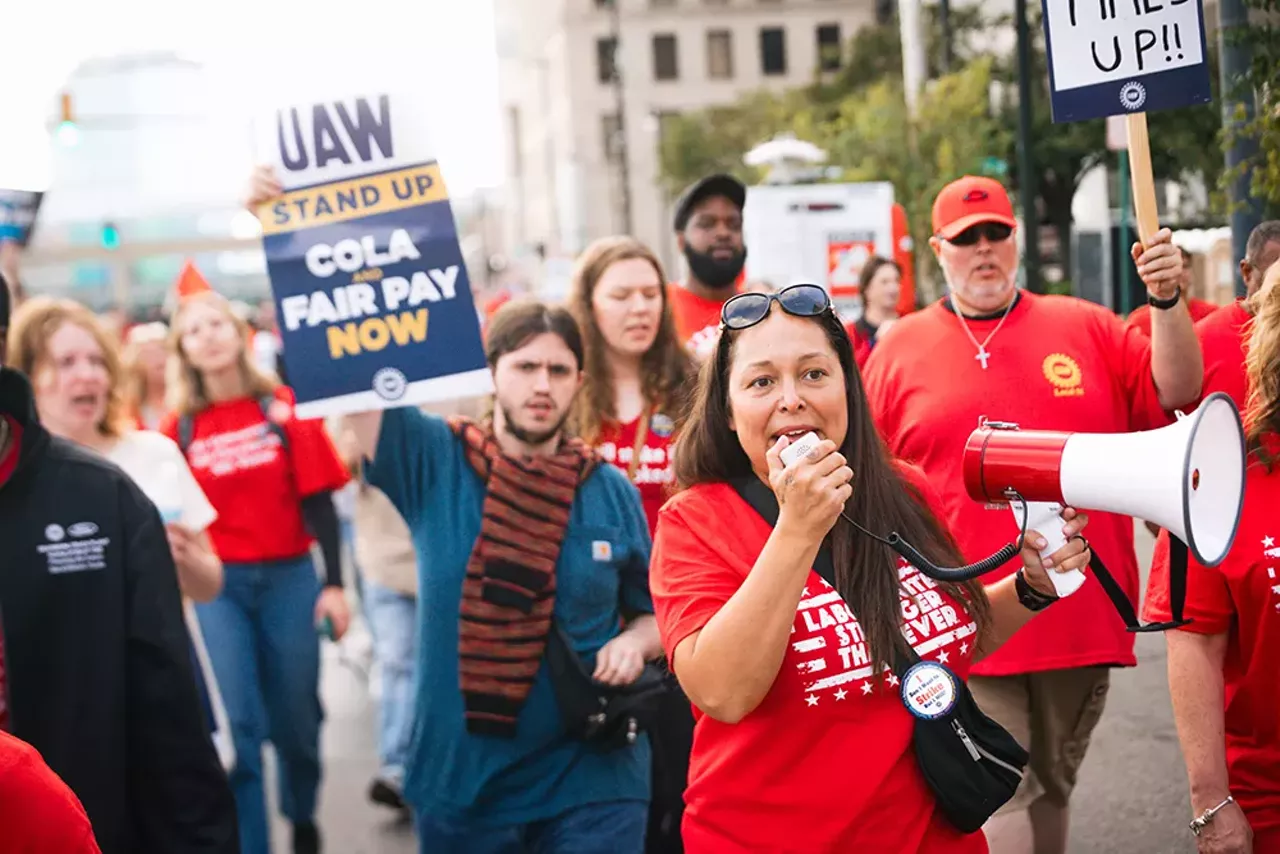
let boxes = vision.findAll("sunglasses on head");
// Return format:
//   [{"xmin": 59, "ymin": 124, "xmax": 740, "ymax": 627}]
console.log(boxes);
[
  {"xmin": 720, "ymin": 284, "xmax": 832, "ymax": 331},
  {"xmin": 946, "ymin": 222, "xmax": 1015, "ymax": 247}
]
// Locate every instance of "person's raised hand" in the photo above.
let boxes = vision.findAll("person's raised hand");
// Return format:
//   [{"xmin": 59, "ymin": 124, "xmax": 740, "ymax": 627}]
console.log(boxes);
[
  {"xmin": 243, "ymin": 165, "xmax": 284, "ymax": 212},
  {"xmin": 1131, "ymin": 228, "xmax": 1182, "ymax": 302},
  {"xmin": 768, "ymin": 436, "xmax": 853, "ymax": 545}
]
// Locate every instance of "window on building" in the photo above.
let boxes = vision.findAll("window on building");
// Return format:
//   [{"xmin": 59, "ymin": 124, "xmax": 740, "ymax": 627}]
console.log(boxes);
[
  {"xmin": 707, "ymin": 29, "xmax": 734, "ymax": 79},
  {"xmin": 653, "ymin": 34, "xmax": 679, "ymax": 81},
  {"xmin": 817, "ymin": 24, "xmax": 841, "ymax": 71},
  {"xmin": 760, "ymin": 27, "xmax": 787, "ymax": 75},
  {"xmin": 651, "ymin": 0, "xmax": 676, "ymax": 6},
  {"xmin": 875, "ymin": 0, "xmax": 894, "ymax": 25},
  {"xmin": 595, "ymin": 0, "xmax": 614, "ymax": 7},
  {"xmin": 602, "ymin": 114, "xmax": 624, "ymax": 162},
  {"xmin": 597, "ymin": 37, "xmax": 618, "ymax": 83}
]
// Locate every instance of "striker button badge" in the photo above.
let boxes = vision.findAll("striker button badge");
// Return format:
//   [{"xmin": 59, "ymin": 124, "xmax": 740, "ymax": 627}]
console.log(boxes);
[
  {"xmin": 373, "ymin": 367, "xmax": 408, "ymax": 401},
  {"xmin": 901, "ymin": 660, "xmax": 959, "ymax": 720}
]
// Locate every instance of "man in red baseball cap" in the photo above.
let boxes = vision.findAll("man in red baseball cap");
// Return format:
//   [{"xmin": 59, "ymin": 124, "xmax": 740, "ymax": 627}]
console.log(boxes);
[{"xmin": 862, "ymin": 176, "xmax": 1203, "ymax": 854}]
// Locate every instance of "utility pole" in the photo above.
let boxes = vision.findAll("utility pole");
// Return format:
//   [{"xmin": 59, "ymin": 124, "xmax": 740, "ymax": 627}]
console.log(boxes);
[
  {"xmin": 939, "ymin": 0, "xmax": 953, "ymax": 74},
  {"xmin": 609, "ymin": 0, "xmax": 635, "ymax": 234},
  {"xmin": 1219, "ymin": 0, "xmax": 1262, "ymax": 298},
  {"xmin": 898, "ymin": 0, "xmax": 928, "ymax": 117},
  {"xmin": 1014, "ymin": 0, "xmax": 1041, "ymax": 292}
]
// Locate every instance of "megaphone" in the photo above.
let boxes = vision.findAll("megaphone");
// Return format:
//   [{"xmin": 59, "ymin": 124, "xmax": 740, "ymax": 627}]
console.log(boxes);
[{"xmin": 962, "ymin": 392, "xmax": 1247, "ymax": 598}]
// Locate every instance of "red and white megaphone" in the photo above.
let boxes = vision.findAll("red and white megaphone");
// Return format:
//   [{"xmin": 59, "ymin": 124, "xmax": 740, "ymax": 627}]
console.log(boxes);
[{"xmin": 963, "ymin": 392, "xmax": 1247, "ymax": 598}]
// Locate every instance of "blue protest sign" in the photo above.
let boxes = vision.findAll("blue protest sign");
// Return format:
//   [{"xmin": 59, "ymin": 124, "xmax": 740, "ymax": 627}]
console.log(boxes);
[
  {"xmin": 0, "ymin": 190, "xmax": 44, "ymax": 246},
  {"xmin": 1041, "ymin": 0, "xmax": 1212, "ymax": 123},
  {"xmin": 255, "ymin": 91, "xmax": 492, "ymax": 418}
]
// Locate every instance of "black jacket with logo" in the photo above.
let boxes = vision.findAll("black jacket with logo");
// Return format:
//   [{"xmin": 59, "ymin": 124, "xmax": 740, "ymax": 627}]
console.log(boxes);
[{"xmin": 0, "ymin": 368, "xmax": 239, "ymax": 853}]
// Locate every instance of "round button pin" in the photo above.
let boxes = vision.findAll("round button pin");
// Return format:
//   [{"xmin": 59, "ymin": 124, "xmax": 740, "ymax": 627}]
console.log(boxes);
[{"xmin": 900, "ymin": 660, "xmax": 958, "ymax": 720}]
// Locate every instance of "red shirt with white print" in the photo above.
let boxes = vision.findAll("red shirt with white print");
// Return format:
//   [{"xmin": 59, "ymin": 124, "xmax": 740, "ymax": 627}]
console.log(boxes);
[
  {"xmin": 595, "ymin": 409, "xmax": 678, "ymax": 538},
  {"xmin": 650, "ymin": 466, "xmax": 986, "ymax": 854},
  {"xmin": 669, "ymin": 283, "xmax": 731, "ymax": 360},
  {"xmin": 159, "ymin": 387, "xmax": 349, "ymax": 564},
  {"xmin": 1144, "ymin": 440, "xmax": 1280, "ymax": 844},
  {"xmin": 0, "ymin": 414, "xmax": 21, "ymax": 733}
]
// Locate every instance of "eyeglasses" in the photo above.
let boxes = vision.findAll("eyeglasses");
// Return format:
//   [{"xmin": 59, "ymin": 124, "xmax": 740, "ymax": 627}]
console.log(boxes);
[
  {"xmin": 720, "ymin": 284, "xmax": 832, "ymax": 331},
  {"xmin": 946, "ymin": 222, "xmax": 1015, "ymax": 247}
]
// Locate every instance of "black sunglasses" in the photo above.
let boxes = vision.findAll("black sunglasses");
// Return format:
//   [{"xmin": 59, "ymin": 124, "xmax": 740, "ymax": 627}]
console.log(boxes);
[
  {"xmin": 946, "ymin": 222, "xmax": 1015, "ymax": 247},
  {"xmin": 719, "ymin": 284, "xmax": 832, "ymax": 331}
]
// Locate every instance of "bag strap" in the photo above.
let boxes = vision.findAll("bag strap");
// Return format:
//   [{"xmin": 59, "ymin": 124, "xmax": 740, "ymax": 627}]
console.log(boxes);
[
  {"xmin": 177, "ymin": 414, "xmax": 195, "ymax": 455},
  {"xmin": 259, "ymin": 395, "xmax": 289, "ymax": 451},
  {"xmin": 626, "ymin": 407, "xmax": 651, "ymax": 483},
  {"xmin": 730, "ymin": 477, "xmax": 838, "ymax": 587},
  {"xmin": 1088, "ymin": 536, "xmax": 1192, "ymax": 633}
]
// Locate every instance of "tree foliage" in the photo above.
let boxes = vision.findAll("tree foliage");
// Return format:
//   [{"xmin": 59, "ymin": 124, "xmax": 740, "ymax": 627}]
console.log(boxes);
[{"xmin": 1230, "ymin": 0, "xmax": 1280, "ymax": 215}]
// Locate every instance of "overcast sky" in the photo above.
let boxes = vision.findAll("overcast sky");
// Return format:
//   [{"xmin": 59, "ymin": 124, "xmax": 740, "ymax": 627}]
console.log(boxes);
[{"xmin": 0, "ymin": 0, "xmax": 504, "ymax": 197}]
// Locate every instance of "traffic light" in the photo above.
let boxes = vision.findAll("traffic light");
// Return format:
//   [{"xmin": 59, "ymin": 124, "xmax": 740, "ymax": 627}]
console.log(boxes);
[
  {"xmin": 56, "ymin": 91, "xmax": 80, "ymax": 147},
  {"xmin": 100, "ymin": 221, "xmax": 120, "ymax": 251}
]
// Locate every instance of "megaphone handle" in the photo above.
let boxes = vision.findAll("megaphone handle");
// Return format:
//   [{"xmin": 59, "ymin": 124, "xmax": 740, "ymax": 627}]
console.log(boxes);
[{"xmin": 1013, "ymin": 501, "xmax": 1088, "ymax": 598}]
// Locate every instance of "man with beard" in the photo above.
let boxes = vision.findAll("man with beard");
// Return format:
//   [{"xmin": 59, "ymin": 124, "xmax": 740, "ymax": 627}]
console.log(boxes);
[
  {"xmin": 343, "ymin": 299, "xmax": 662, "ymax": 854},
  {"xmin": 669, "ymin": 174, "xmax": 748, "ymax": 359}
]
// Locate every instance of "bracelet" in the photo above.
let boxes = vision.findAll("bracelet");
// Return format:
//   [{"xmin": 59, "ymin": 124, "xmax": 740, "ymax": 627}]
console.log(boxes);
[
  {"xmin": 1014, "ymin": 568, "xmax": 1058, "ymax": 612},
  {"xmin": 1147, "ymin": 286, "xmax": 1182, "ymax": 310},
  {"xmin": 1189, "ymin": 796, "xmax": 1234, "ymax": 837}
]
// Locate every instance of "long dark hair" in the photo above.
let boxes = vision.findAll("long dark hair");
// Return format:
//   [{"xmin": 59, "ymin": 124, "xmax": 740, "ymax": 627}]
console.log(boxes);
[
  {"xmin": 567, "ymin": 236, "xmax": 694, "ymax": 444},
  {"xmin": 674, "ymin": 309, "xmax": 989, "ymax": 669}
]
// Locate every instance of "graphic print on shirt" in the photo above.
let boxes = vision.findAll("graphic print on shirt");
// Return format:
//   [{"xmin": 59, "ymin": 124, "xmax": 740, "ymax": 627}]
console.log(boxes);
[
  {"xmin": 186, "ymin": 422, "xmax": 284, "ymax": 478},
  {"xmin": 1042, "ymin": 353, "xmax": 1085, "ymax": 398},
  {"xmin": 597, "ymin": 421, "xmax": 675, "ymax": 489},
  {"xmin": 791, "ymin": 560, "xmax": 978, "ymax": 707},
  {"xmin": 37, "ymin": 519, "xmax": 109, "ymax": 574},
  {"xmin": 1263, "ymin": 534, "xmax": 1280, "ymax": 612}
]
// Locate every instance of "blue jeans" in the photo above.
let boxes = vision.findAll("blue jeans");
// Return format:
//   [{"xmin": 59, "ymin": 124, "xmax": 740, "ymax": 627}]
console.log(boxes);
[
  {"xmin": 196, "ymin": 556, "xmax": 323, "ymax": 854},
  {"xmin": 364, "ymin": 580, "xmax": 417, "ymax": 782},
  {"xmin": 415, "ymin": 800, "xmax": 648, "ymax": 854}
]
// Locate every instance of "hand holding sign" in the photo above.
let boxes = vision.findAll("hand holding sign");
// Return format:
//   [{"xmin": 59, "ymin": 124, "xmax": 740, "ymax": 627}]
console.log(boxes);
[{"xmin": 1131, "ymin": 228, "xmax": 1183, "ymax": 299}]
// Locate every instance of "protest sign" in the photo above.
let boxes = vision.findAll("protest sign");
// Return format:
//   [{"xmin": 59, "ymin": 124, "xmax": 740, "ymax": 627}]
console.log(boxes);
[
  {"xmin": 0, "ymin": 190, "xmax": 44, "ymax": 246},
  {"xmin": 1041, "ymin": 0, "xmax": 1211, "ymax": 123},
  {"xmin": 254, "ymin": 90, "xmax": 491, "ymax": 419}
]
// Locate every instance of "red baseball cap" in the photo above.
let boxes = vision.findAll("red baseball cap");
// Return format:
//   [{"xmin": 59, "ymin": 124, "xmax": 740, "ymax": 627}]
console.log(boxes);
[{"xmin": 932, "ymin": 176, "xmax": 1017, "ymax": 241}]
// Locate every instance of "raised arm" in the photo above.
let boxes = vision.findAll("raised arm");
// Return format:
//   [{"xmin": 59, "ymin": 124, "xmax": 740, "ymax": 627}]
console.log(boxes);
[
  {"xmin": 672, "ymin": 438, "xmax": 850, "ymax": 724},
  {"xmin": 1134, "ymin": 228, "xmax": 1204, "ymax": 409}
]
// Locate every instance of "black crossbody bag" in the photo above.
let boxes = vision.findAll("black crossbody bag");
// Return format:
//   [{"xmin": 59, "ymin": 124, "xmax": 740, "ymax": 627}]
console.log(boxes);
[
  {"xmin": 731, "ymin": 477, "xmax": 1029, "ymax": 833},
  {"xmin": 544, "ymin": 619, "xmax": 678, "ymax": 751}
]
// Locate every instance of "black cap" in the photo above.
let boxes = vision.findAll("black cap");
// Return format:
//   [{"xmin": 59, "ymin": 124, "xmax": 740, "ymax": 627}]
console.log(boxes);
[{"xmin": 673, "ymin": 174, "xmax": 746, "ymax": 232}]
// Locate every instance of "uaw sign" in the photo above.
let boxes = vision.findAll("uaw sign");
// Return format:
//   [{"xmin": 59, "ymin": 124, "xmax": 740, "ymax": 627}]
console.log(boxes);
[
  {"xmin": 253, "ymin": 88, "xmax": 491, "ymax": 418},
  {"xmin": 1041, "ymin": 0, "xmax": 1211, "ymax": 122}
]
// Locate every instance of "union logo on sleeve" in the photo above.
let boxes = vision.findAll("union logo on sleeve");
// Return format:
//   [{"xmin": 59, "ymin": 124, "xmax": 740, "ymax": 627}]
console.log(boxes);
[{"xmin": 1042, "ymin": 353, "xmax": 1084, "ymax": 397}]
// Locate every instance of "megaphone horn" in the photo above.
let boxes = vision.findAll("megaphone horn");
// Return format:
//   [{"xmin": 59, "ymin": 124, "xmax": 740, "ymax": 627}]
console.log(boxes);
[{"xmin": 962, "ymin": 392, "xmax": 1247, "ymax": 599}]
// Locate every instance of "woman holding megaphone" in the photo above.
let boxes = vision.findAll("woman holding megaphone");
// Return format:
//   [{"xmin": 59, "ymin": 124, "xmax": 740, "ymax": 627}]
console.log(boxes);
[
  {"xmin": 649, "ymin": 283, "xmax": 1094, "ymax": 852},
  {"xmin": 1146, "ymin": 260, "xmax": 1280, "ymax": 854}
]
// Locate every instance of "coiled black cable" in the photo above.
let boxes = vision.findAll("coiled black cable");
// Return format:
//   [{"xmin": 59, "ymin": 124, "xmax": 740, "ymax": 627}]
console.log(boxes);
[{"xmin": 840, "ymin": 490, "xmax": 1031, "ymax": 582}]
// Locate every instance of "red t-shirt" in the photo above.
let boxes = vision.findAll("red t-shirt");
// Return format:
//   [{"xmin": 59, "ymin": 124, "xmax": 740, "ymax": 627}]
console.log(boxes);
[
  {"xmin": 863, "ymin": 293, "xmax": 1170, "ymax": 675},
  {"xmin": 1197, "ymin": 300, "xmax": 1252, "ymax": 412},
  {"xmin": 650, "ymin": 469, "xmax": 986, "ymax": 853},
  {"xmin": 0, "ymin": 414, "xmax": 21, "ymax": 734},
  {"xmin": 159, "ymin": 387, "xmax": 349, "ymax": 564},
  {"xmin": 0, "ymin": 731, "xmax": 102, "ymax": 852},
  {"xmin": 669, "ymin": 284, "xmax": 731, "ymax": 359},
  {"xmin": 595, "ymin": 410, "xmax": 677, "ymax": 538},
  {"xmin": 1125, "ymin": 298, "xmax": 1220, "ymax": 337},
  {"xmin": 1144, "ymin": 446, "xmax": 1280, "ymax": 841}
]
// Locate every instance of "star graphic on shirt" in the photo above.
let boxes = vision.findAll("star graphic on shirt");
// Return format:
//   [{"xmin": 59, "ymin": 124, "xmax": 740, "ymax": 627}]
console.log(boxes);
[
  {"xmin": 861, "ymin": 681, "xmax": 875, "ymax": 695},
  {"xmin": 806, "ymin": 694, "xmax": 819, "ymax": 707},
  {"xmin": 819, "ymin": 577, "xmax": 833, "ymax": 589},
  {"xmin": 960, "ymin": 642, "xmax": 969, "ymax": 655},
  {"xmin": 800, "ymin": 587, "xmax": 809, "ymax": 597},
  {"xmin": 1264, "ymin": 536, "xmax": 1276, "ymax": 549},
  {"xmin": 1273, "ymin": 585, "xmax": 1280, "ymax": 595},
  {"xmin": 834, "ymin": 688, "xmax": 849, "ymax": 701},
  {"xmin": 885, "ymin": 673, "xmax": 901, "ymax": 688},
  {"xmin": 938, "ymin": 651, "xmax": 950, "ymax": 664}
]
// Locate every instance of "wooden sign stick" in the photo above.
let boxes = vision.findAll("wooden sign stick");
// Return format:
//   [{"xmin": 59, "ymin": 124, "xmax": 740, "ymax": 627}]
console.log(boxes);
[{"xmin": 1125, "ymin": 112, "xmax": 1161, "ymax": 246}]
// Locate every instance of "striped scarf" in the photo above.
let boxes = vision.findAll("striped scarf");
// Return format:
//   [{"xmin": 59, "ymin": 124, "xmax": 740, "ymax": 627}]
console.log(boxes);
[{"xmin": 449, "ymin": 416, "xmax": 597, "ymax": 737}]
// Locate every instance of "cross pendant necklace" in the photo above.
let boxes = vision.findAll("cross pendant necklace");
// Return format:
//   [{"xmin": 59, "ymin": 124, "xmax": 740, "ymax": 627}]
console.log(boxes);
[{"xmin": 955, "ymin": 299, "xmax": 1015, "ymax": 371}]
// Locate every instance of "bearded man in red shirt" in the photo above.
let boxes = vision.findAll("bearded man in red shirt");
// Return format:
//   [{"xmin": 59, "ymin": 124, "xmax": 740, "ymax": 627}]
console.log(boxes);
[{"xmin": 863, "ymin": 176, "xmax": 1203, "ymax": 854}]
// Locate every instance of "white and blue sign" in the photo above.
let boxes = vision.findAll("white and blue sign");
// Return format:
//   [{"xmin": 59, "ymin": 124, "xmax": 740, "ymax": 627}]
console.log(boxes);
[
  {"xmin": 0, "ymin": 190, "xmax": 44, "ymax": 246},
  {"xmin": 254, "ymin": 89, "xmax": 492, "ymax": 419},
  {"xmin": 1041, "ymin": 0, "xmax": 1211, "ymax": 122}
]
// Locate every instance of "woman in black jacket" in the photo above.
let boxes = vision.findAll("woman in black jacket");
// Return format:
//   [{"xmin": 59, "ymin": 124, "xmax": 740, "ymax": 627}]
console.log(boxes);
[{"xmin": 0, "ymin": 275, "xmax": 239, "ymax": 854}]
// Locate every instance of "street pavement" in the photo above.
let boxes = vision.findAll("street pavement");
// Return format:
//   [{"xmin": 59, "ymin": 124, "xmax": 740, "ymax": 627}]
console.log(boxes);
[{"xmin": 270, "ymin": 522, "xmax": 1193, "ymax": 853}]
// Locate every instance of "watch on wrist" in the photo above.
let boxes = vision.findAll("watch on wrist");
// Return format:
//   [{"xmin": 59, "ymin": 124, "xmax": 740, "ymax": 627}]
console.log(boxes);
[
  {"xmin": 1147, "ymin": 286, "xmax": 1182, "ymax": 310},
  {"xmin": 1015, "ymin": 568, "xmax": 1058, "ymax": 612}
]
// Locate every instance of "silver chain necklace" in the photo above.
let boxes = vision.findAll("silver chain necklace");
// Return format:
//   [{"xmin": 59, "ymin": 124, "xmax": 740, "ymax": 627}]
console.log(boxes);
[{"xmin": 954, "ymin": 298, "xmax": 1015, "ymax": 370}]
